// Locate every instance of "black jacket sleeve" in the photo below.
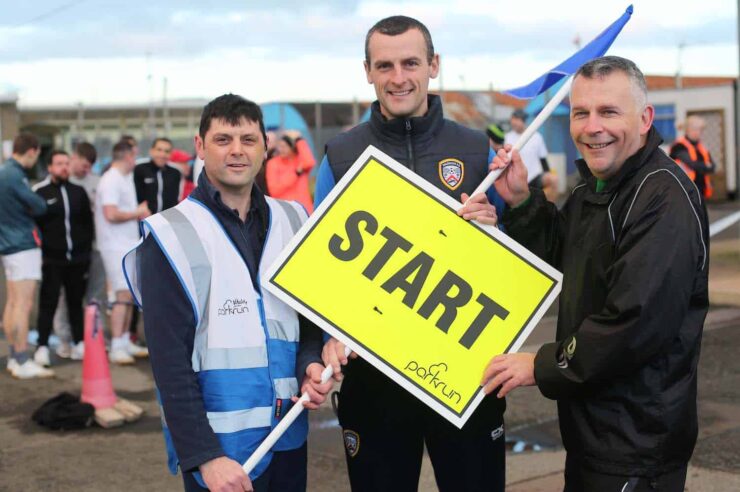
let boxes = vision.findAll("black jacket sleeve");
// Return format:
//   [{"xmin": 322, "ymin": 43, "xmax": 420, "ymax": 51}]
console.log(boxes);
[
  {"xmin": 501, "ymin": 187, "xmax": 566, "ymax": 268},
  {"xmin": 133, "ymin": 165, "xmax": 147, "ymax": 204},
  {"xmin": 139, "ymin": 234, "xmax": 225, "ymax": 472},
  {"xmin": 78, "ymin": 188, "xmax": 94, "ymax": 250},
  {"xmin": 296, "ymin": 314, "xmax": 324, "ymax": 381},
  {"xmin": 533, "ymin": 175, "xmax": 705, "ymax": 398},
  {"xmin": 670, "ymin": 144, "xmax": 716, "ymax": 174}
]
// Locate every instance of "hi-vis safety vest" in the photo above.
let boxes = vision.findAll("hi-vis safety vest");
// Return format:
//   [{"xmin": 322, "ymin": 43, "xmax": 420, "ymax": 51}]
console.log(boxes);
[
  {"xmin": 123, "ymin": 195, "xmax": 309, "ymax": 484},
  {"xmin": 670, "ymin": 136, "xmax": 713, "ymax": 199}
]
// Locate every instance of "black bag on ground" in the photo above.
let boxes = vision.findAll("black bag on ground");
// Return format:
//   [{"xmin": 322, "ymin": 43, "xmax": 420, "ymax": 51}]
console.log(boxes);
[{"xmin": 32, "ymin": 392, "xmax": 95, "ymax": 430}]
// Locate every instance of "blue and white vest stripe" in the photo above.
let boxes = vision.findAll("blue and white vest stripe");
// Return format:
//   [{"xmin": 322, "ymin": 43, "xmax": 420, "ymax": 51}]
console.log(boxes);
[{"xmin": 123, "ymin": 195, "xmax": 309, "ymax": 483}]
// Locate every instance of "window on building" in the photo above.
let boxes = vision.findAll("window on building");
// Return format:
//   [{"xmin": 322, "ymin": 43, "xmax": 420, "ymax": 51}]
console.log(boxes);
[{"xmin": 653, "ymin": 104, "xmax": 676, "ymax": 142}]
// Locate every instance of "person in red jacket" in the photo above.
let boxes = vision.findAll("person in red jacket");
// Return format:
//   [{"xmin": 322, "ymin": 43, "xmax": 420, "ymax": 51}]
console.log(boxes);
[{"xmin": 265, "ymin": 131, "xmax": 315, "ymax": 213}]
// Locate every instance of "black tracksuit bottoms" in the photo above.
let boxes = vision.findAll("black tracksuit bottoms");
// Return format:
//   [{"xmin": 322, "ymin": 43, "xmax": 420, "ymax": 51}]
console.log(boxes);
[
  {"xmin": 336, "ymin": 360, "xmax": 505, "ymax": 492},
  {"xmin": 564, "ymin": 453, "xmax": 688, "ymax": 492},
  {"xmin": 37, "ymin": 262, "xmax": 89, "ymax": 346}
]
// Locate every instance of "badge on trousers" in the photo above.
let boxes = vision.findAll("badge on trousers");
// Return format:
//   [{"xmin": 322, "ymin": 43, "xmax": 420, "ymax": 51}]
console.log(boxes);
[{"xmin": 343, "ymin": 430, "xmax": 360, "ymax": 458}]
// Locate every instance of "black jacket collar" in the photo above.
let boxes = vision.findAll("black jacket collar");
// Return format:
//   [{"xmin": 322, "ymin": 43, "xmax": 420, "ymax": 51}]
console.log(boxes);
[
  {"xmin": 369, "ymin": 94, "xmax": 445, "ymax": 142},
  {"xmin": 575, "ymin": 126, "xmax": 664, "ymax": 199}
]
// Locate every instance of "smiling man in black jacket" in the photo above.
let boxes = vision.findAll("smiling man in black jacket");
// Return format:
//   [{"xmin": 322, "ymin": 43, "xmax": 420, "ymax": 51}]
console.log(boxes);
[
  {"xmin": 482, "ymin": 56, "xmax": 709, "ymax": 492},
  {"xmin": 33, "ymin": 150, "xmax": 94, "ymax": 366},
  {"xmin": 134, "ymin": 137, "xmax": 182, "ymax": 214}
]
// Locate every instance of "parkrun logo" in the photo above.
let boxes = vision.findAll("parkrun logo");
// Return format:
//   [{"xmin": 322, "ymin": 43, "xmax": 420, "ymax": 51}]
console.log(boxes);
[
  {"xmin": 404, "ymin": 360, "xmax": 461, "ymax": 404},
  {"xmin": 217, "ymin": 298, "xmax": 250, "ymax": 316}
]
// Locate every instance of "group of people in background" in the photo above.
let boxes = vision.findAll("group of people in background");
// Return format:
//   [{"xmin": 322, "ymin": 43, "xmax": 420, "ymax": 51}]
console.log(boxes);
[{"xmin": 0, "ymin": 125, "xmax": 322, "ymax": 380}]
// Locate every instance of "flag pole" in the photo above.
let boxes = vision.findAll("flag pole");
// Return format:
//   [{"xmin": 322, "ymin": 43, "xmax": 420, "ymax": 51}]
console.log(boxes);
[
  {"xmin": 470, "ymin": 75, "xmax": 573, "ymax": 199},
  {"xmin": 243, "ymin": 346, "xmax": 351, "ymax": 475}
]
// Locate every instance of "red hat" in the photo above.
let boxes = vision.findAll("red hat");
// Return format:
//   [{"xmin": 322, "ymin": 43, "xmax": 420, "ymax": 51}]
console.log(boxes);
[{"xmin": 170, "ymin": 149, "xmax": 191, "ymax": 164}]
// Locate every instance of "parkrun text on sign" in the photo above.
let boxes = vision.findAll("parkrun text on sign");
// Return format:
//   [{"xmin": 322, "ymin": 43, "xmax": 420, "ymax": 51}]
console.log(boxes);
[{"xmin": 264, "ymin": 146, "xmax": 562, "ymax": 427}]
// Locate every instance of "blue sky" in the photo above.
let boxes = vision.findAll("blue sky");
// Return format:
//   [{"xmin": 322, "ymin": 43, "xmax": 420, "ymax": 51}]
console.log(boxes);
[{"xmin": 1, "ymin": 0, "xmax": 737, "ymax": 106}]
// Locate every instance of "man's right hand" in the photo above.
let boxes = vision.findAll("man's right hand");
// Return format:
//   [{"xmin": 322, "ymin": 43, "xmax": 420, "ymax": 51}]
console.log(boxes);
[
  {"xmin": 136, "ymin": 201, "xmax": 151, "ymax": 219},
  {"xmin": 321, "ymin": 337, "xmax": 356, "ymax": 382},
  {"xmin": 199, "ymin": 456, "xmax": 252, "ymax": 492},
  {"xmin": 490, "ymin": 145, "xmax": 530, "ymax": 207}
]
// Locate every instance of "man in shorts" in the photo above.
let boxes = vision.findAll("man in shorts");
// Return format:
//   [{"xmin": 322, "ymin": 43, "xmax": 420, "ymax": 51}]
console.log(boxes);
[
  {"xmin": 94, "ymin": 140, "xmax": 150, "ymax": 364},
  {"xmin": 0, "ymin": 133, "xmax": 54, "ymax": 379}
]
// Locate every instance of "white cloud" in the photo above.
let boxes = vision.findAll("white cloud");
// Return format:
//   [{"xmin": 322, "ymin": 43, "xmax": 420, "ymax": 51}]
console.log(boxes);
[{"xmin": 3, "ymin": 0, "xmax": 737, "ymax": 105}]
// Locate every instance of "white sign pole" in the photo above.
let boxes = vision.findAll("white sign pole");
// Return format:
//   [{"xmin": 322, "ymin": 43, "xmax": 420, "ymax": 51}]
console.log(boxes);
[
  {"xmin": 242, "ymin": 347, "xmax": 351, "ymax": 475},
  {"xmin": 469, "ymin": 75, "xmax": 574, "ymax": 199}
]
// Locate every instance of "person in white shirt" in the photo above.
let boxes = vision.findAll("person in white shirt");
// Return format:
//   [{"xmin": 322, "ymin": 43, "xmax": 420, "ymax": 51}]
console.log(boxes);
[
  {"xmin": 94, "ymin": 141, "xmax": 150, "ymax": 364},
  {"xmin": 504, "ymin": 109, "xmax": 552, "ymax": 188}
]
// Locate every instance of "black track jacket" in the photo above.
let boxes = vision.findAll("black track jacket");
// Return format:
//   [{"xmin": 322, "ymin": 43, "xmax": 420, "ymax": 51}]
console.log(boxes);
[
  {"xmin": 503, "ymin": 127, "xmax": 709, "ymax": 476},
  {"xmin": 34, "ymin": 179, "xmax": 93, "ymax": 265}
]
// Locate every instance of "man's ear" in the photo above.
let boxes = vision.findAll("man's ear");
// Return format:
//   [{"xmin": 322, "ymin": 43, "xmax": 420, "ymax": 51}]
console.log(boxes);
[
  {"xmin": 429, "ymin": 53, "xmax": 440, "ymax": 79},
  {"xmin": 364, "ymin": 60, "xmax": 372, "ymax": 84},
  {"xmin": 194, "ymin": 135, "xmax": 205, "ymax": 160},
  {"xmin": 640, "ymin": 104, "xmax": 655, "ymax": 135}
]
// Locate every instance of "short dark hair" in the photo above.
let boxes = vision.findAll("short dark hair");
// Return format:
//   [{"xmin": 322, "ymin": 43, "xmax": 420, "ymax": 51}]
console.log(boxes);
[
  {"xmin": 575, "ymin": 55, "xmax": 648, "ymax": 107},
  {"xmin": 48, "ymin": 149, "xmax": 68, "ymax": 165},
  {"xmin": 365, "ymin": 16, "xmax": 434, "ymax": 64},
  {"xmin": 151, "ymin": 137, "xmax": 173, "ymax": 149},
  {"xmin": 74, "ymin": 142, "xmax": 97, "ymax": 164},
  {"xmin": 13, "ymin": 133, "xmax": 40, "ymax": 155},
  {"xmin": 120, "ymin": 135, "xmax": 137, "ymax": 147},
  {"xmin": 279, "ymin": 135, "xmax": 297, "ymax": 153},
  {"xmin": 112, "ymin": 141, "xmax": 134, "ymax": 161},
  {"xmin": 199, "ymin": 94, "xmax": 266, "ymax": 145}
]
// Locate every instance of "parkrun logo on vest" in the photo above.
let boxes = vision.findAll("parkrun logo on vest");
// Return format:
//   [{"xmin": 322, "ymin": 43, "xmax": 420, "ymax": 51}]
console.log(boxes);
[
  {"xmin": 217, "ymin": 298, "xmax": 250, "ymax": 316},
  {"xmin": 404, "ymin": 360, "xmax": 461, "ymax": 404}
]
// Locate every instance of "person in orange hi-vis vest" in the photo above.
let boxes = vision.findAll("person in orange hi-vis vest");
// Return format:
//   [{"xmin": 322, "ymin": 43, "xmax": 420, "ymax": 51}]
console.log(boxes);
[
  {"xmin": 265, "ymin": 131, "xmax": 316, "ymax": 213},
  {"xmin": 669, "ymin": 115, "xmax": 716, "ymax": 199}
]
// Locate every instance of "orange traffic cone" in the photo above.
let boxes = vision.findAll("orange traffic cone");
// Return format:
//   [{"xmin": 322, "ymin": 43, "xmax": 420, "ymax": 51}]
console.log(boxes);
[
  {"xmin": 80, "ymin": 302, "xmax": 145, "ymax": 428},
  {"xmin": 81, "ymin": 303, "xmax": 125, "ymax": 428},
  {"xmin": 81, "ymin": 303, "xmax": 117, "ymax": 409}
]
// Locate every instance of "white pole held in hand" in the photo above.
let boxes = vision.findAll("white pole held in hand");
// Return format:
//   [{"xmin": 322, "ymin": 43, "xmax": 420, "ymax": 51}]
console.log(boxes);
[
  {"xmin": 468, "ymin": 76, "xmax": 574, "ymax": 200},
  {"xmin": 242, "ymin": 346, "xmax": 352, "ymax": 475}
]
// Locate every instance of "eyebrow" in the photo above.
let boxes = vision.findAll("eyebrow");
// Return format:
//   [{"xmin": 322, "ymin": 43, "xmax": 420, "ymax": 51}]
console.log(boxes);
[
  {"xmin": 571, "ymin": 104, "xmax": 621, "ymax": 112},
  {"xmin": 211, "ymin": 131, "xmax": 258, "ymax": 138},
  {"xmin": 373, "ymin": 55, "xmax": 421, "ymax": 68}
]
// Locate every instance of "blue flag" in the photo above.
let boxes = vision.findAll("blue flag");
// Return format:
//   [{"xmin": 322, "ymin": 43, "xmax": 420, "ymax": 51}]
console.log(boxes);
[{"xmin": 505, "ymin": 5, "xmax": 633, "ymax": 99}]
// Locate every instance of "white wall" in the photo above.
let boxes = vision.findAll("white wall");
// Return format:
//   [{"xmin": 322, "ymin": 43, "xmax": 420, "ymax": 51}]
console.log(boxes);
[{"xmin": 649, "ymin": 84, "xmax": 737, "ymax": 194}]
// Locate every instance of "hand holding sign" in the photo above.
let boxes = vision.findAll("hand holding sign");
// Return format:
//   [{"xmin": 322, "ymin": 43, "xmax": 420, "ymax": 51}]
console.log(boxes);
[
  {"xmin": 294, "ymin": 362, "xmax": 334, "ymax": 409},
  {"xmin": 489, "ymin": 147, "xmax": 531, "ymax": 208},
  {"xmin": 322, "ymin": 337, "xmax": 358, "ymax": 382},
  {"xmin": 481, "ymin": 352, "xmax": 536, "ymax": 398},
  {"xmin": 457, "ymin": 192, "xmax": 498, "ymax": 226}
]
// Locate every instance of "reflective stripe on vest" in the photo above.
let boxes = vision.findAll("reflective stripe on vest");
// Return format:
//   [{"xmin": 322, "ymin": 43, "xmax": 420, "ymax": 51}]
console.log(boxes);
[{"xmin": 123, "ymin": 196, "xmax": 309, "ymax": 481}]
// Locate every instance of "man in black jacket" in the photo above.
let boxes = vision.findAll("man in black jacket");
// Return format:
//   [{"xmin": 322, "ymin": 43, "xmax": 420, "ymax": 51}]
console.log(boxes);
[
  {"xmin": 317, "ymin": 16, "xmax": 506, "ymax": 492},
  {"xmin": 134, "ymin": 137, "xmax": 181, "ymax": 214},
  {"xmin": 482, "ymin": 56, "xmax": 708, "ymax": 491},
  {"xmin": 33, "ymin": 150, "xmax": 94, "ymax": 366}
]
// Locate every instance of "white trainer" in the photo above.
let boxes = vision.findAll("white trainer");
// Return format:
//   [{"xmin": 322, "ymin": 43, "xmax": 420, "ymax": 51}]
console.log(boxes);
[
  {"xmin": 34, "ymin": 346, "xmax": 51, "ymax": 367},
  {"xmin": 109, "ymin": 349, "xmax": 135, "ymax": 365},
  {"xmin": 55, "ymin": 342, "xmax": 72, "ymax": 359},
  {"xmin": 6, "ymin": 358, "xmax": 18, "ymax": 373},
  {"xmin": 12, "ymin": 360, "xmax": 55, "ymax": 379},
  {"xmin": 126, "ymin": 341, "xmax": 149, "ymax": 359},
  {"xmin": 70, "ymin": 341, "xmax": 85, "ymax": 361}
]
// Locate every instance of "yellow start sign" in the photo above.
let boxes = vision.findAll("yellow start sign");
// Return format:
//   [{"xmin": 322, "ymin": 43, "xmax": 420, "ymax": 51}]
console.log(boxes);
[{"xmin": 264, "ymin": 146, "xmax": 561, "ymax": 427}]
